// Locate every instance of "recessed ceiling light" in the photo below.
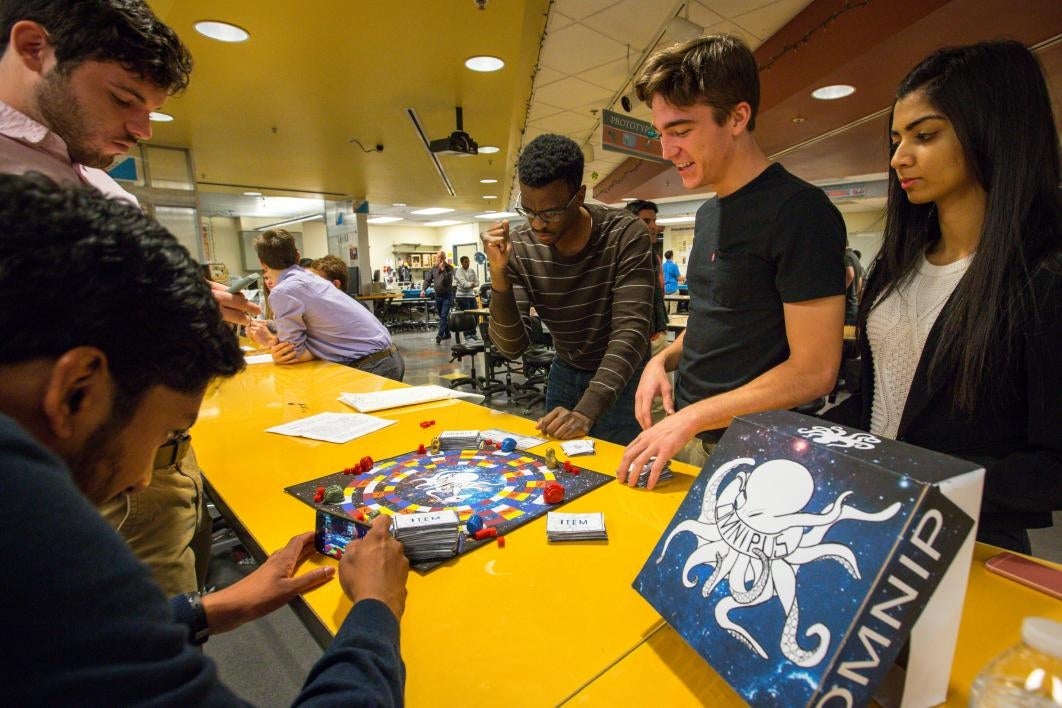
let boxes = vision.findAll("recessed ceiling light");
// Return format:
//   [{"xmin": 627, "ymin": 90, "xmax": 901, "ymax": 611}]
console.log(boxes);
[
  {"xmin": 424, "ymin": 219, "xmax": 463, "ymax": 227},
  {"xmin": 482, "ymin": 195, "xmax": 497, "ymax": 199},
  {"xmin": 621, "ymin": 197, "xmax": 637, "ymax": 201},
  {"xmin": 392, "ymin": 202, "xmax": 407, "ymax": 207},
  {"xmin": 367, "ymin": 216, "xmax": 403, "ymax": 224},
  {"xmin": 792, "ymin": 116, "xmax": 806, "ymax": 124},
  {"xmin": 149, "ymin": 111, "xmax": 174, "ymax": 122},
  {"xmin": 194, "ymin": 20, "xmax": 250, "ymax": 43},
  {"xmin": 478, "ymin": 146, "xmax": 500, "ymax": 154},
  {"xmin": 465, "ymin": 56, "xmax": 504, "ymax": 72},
  {"xmin": 657, "ymin": 215, "xmax": 696, "ymax": 225},
  {"xmin": 411, "ymin": 207, "xmax": 455, "ymax": 215},
  {"xmin": 811, "ymin": 84, "xmax": 855, "ymax": 100},
  {"xmin": 480, "ymin": 178, "xmax": 498, "ymax": 184},
  {"xmin": 242, "ymin": 191, "xmax": 262, "ymax": 196},
  {"xmin": 475, "ymin": 211, "xmax": 519, "ymax": 219}
]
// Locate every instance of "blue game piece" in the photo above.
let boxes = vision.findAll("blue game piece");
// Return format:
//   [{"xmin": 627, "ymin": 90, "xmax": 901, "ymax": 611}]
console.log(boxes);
[
  {"xmin": 500, "ymin": 437, "xmax": 517, "ymax": 452},
  {"xmin": 466, "ymin": 513, "xmax": 485, "ymax": 536}
]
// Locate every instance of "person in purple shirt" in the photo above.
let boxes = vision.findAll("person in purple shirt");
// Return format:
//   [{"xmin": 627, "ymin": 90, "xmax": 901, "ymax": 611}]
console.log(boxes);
[{"xmin": 250, "ymin": 229, "xmax": 406, "ymax": 381}]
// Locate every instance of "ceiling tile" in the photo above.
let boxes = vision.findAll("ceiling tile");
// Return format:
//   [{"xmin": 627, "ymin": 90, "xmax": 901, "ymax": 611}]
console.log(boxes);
[
  {"xmin": 527, "ymin": 100, "xmax": 566, "ymax": 123},
  {"xmin": 534, "ymin": 75, "xmax": 613, "ymax": 111},
  {"xmin": 697, "ymin": 0, "xmax": 777, "ymax": 21},
  {"xmin": 534, "ymin": 66, "xmax": 566, "ymax": 87},
  {"xmin": 554, "ymin": 0, "xmax": 622, "ymax": 21},
  {"xmin": 579, "ymin": 57, "xmax": 633, "ymax": 92},
  {"xmin": 699, "ymin": 19, "xmax": 762, "ymax": 50},
  {"xmin": 687, "ymin": 2, "xmax": 724, "ymax": 27},
  {"xmin": 733, "ymin": 0, "xmax": 812, "ymax": 41},
  {"xmin": 547, "ymin": 10, "xmax": 575, "ymax": 32},
  {"xmin": 584, "ymin": 0, "xmax": 672, "ymax": 50},
  {"xmin": 539, "ymin": 22, "xmax": 628, "ymax": 73},
  {"xmin": 529, "ymin": 109, "xmax": 598, "ymax": 135}
]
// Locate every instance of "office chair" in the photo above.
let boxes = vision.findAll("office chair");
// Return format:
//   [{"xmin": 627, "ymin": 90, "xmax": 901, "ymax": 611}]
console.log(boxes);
[
  {"xmin": 514, "ymin": 316, "xmax": 554, "ymax": 414},
  {"xmin": 478, "ymin": 321, "xmax": 520, "ymax": 399},
  {"xmin": 446, "ymin": 311, "xmax": 485, "ymax": 390}
]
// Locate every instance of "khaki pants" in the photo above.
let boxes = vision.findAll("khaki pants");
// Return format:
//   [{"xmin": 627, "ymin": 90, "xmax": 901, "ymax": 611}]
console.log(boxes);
[
  {"xmin": 648, "ymin": 332, "xmax": 669, "ymax": 425},
  {"xmin": 674, "ymin": 437, "xmax": 716, "ymax": 470},
  {"xmin": 99, "ymin": 444, "xmax": 211, "ymax": 596}
]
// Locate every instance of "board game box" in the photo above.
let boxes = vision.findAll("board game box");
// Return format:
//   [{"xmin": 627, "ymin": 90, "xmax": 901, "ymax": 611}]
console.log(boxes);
[
  {"xmin": 633, "ymin": 410, "xmax": 984, "ymax": 707},
  {"xmin": 286, "ymin": 446, "xmax": 612, "ymax": 570}
]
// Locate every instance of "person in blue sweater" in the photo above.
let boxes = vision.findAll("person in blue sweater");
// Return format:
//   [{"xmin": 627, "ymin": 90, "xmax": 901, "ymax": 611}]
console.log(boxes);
[{"xmin": 0, "ymin": 173, "xmax": 409, "ymax": 705}]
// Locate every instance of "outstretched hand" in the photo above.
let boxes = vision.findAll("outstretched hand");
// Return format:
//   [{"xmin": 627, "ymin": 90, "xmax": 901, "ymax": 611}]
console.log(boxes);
[
  {"xmin": 339, "ymin": 515, "xmax": 410, "ymax": 621},
  {"xmin": 615, "ymin": 410, "xmax": 695, "ymax": 490},
  {"xmin": 209, "ymin": 279, "xmax": 261, "ymax": 325},
  {"xmin": 202, "ymin": 531, "xmax": 336, "ymax": 635}
]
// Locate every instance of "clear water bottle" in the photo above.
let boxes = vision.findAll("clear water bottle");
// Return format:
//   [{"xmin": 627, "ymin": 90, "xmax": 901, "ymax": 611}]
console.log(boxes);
[{"xmin": 970, "ymin": 617, "xmax": 1062, "ymax": 706}]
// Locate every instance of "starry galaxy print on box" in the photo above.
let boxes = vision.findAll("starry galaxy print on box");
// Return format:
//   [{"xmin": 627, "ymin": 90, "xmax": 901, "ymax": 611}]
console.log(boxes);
[{"xmin": 633, "ymin": 410, "xmax": 980, "ymax": 707}]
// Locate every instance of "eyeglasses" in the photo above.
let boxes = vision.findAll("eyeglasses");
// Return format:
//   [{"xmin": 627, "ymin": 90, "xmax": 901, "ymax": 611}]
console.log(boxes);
[{"xmin": 514, "ymin": 191, "xmax": 580, "ymax": 222}]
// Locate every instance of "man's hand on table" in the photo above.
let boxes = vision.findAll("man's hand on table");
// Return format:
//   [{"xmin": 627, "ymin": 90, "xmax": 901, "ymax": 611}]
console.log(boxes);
[
  {"xmin": 536, "ymin": 406, "xmax": 591, "ymax": 439},
  {"xmin": 202, "ymin": 531, "xmax": 335, "ymax": 634},
  {"xmin": 209, "ymin": 280, "xmax": 261, "ymax": 325},
  {"xmin": 616, "ymin": 408, "xmax": 697, "ymax": 490},
  {"xmin": 339, "ymin": 515, "xmax": 410, "ymax": 621},
  {"xmin": 246, "ymin": 319, "xmax": 277, "ymax": 347}
]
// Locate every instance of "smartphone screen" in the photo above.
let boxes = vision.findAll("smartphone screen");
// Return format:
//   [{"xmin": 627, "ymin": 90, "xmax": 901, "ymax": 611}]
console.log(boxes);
[
  {"xmin": 314, "ymin": 508, "xmax": 370, "ymax": 559},
  {"xmin": 985, "ymin": 551, "xmax": 1062, "ymax": 600}
]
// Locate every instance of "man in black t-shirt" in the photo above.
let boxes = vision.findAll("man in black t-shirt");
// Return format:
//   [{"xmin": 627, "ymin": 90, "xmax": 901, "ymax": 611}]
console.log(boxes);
[{"xmin": 616, "ymin": 35, "xmax": 846, "ymax": 488}]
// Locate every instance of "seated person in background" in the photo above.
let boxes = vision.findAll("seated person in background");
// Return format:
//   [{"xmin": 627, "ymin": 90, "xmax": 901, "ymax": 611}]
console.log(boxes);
[
  {"xmin": 310, "ymin": 253, "xmax": 350, "ymax": 291},
  {"xmin": 249, "ymin": 229, "xmax": 405, "ymax": 381},
  {"xmin": 0, "ymin": 174, "xmax": 409, "ymax": 704},
  {"xmin": 832, "ymin": 40, "xmax": 1061, "ymax": 554},
  {"xmin": 483, "ymin": 134, "xmax": 654, "ymax": 445}
]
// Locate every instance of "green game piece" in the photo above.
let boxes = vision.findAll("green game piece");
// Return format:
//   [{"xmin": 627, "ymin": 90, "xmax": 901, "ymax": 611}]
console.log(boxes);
[{"xmin": 323, "ymin": 485, "xmax": 345, "ymax": 504}]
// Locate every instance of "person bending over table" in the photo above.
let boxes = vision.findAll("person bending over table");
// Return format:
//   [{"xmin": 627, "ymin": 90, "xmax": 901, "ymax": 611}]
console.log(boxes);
[
  {"xmin": 249, "ymin": 229, "xmax": 405, "ymax": 381},
  {"xmin": 483, "ymin": 134, "xmax": 654, "ymax": 445},
  {"xmin": 617, "ymin": 35, "xmax": 846, "ymax": 487},
  {"xmin": 828, "ymin": 40, "xmax": 1061, "ymax": 554},
  {"xmin": 0, "ymin": 174, "xmax": 409, "ymax": 705}
]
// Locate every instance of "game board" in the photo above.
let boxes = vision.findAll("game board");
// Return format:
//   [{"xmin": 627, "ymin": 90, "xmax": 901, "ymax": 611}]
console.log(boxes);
[{"xmin": 285, "ymin": 447, "xmax": 612, "ymax": 569}]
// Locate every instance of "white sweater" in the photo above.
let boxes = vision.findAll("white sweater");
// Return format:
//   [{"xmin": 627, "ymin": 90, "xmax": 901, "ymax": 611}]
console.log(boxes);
[{"xmin": 867, "ymin": 254, "xmax": 974, "ymax": 438}]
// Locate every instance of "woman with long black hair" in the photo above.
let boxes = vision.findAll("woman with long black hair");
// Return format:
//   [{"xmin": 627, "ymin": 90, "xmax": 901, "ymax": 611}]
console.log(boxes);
[{"xmin": 841, "ymin": 40, "xmax": 1061, "ymax": 553}]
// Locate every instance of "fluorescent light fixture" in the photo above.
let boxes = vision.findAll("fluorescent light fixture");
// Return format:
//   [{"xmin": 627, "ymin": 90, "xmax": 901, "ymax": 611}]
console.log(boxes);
[
  {"xmin": 392, "ymin": 202, "xmax": 406, "ymax": 206},
  {"xmin": 149, "ymin": 111, "xmax": 174, "ymax": 122},
  {"xmin": 367, "ymin": 216, "xmax": 403, "ymax": 224},
  {"xmin": 410, "ymin": 207, "xmax": 455, "ymax": 215},
  {"xmin": 656, "ymin": 215, "xmax": 696, "ymax": 225},
  {"xmin": 254, "ymin": 213, "xmax": 323, "ymax": 231},
  {"xmin": 475, "ymin": 211, "xmax": 519, "ymax": 219},
  {"xmin": 465, "ymin": 56, "xmax": 504, "ymax": 72},
  {"xmin": 242, "ymin": 191, "xmax": 262, "ymax": 196},
  {"xmin": 621, "ymin": 197, "xmax": 637, "ymax": 202},
  {"xmin": 812, "ymin": 84, "xmax": 856, "ymax": 100},
  {"xmin": 194, "ymin": 20, "xmax": 250, "ymax": 43},
  {"xmin": 478, "ymin": 145, "xmax": 500, "ymax": 154},
  {"xmin": 480, "ymin": 178, "xmax": 498, "ymax": 184},
  {"xmin": 482, "ymin": 195, "xmax": 497, "ymax": 199},
  {"xmin": 424, "ymin": 219, "xmax": 462, "ymax": 227}
]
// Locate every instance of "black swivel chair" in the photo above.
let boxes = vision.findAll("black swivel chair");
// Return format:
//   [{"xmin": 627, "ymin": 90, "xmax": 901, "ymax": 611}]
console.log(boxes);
[
  {"xmin": 478, "ymin": 321, "xmax": 521, "ymax": 400},
  {"xmin": 479, "ymin": 283, "xmax": 492, "ymax": 307},
  {"xmin": 446, "ymin": 311, "xmax": 485, "ymax": 390},
  {"xmin": 514, "ymin": 316, "xmax": 554, "ymax": 414}
]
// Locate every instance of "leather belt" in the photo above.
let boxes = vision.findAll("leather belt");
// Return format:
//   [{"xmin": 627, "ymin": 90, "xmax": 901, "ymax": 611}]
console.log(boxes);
[
  {"xmin": 352, "ymin": 343, "xmax": 398, "ymax": 369},
  {"xmin": 154, "ymin": 433, "xmax": 192, "ymax": 469}
]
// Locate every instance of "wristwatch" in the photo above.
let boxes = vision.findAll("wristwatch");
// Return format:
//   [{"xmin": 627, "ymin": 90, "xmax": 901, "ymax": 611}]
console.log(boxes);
[{"xmin": 181, "ymin": 591, "xmax": 211, "ymax": 645}]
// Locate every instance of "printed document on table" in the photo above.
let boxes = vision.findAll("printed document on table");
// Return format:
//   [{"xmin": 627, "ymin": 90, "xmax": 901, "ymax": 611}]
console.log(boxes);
[
  {"xmin": 245, "ymin": 353, "xmax": 273, "ymax": 364},
  {"xmin": 338, "ymin": 385, "xmax": 483, "ymax": 412},
  {"xmin": 266, "ymin": 412, "xmax": 396, "ymax": 444}
]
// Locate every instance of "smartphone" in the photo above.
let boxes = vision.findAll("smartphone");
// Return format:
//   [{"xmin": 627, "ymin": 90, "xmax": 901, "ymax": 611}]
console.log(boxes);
[
  {"xmin": 984, "ymin": 551, "xmax": 1062, "ymax": 600},
  {"xmin": 314, "ymin": 508, "xmax": 371, "ymax": 560},
  {"xmin": 227, "ymin": 273, "xmax": 261, "ymax": 294}
]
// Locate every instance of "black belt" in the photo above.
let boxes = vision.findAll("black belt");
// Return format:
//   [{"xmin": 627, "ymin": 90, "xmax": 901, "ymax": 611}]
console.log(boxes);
[
  {"xmin": 154, "ymin": 433, "xmax": 192, "ymax": 469},
  {"xmin": 352, "ymin": 343, "xmax": 398, "ymax": 368}
]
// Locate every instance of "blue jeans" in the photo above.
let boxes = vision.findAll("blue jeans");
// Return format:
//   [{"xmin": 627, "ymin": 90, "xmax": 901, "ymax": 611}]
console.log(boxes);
[
  {"xmin": 546, "ymin": 356, "xmax": 646, "ymax": 445},
  {"xmin": 435, "ymin": 292, "xmax": 453, "ymax": 338}
]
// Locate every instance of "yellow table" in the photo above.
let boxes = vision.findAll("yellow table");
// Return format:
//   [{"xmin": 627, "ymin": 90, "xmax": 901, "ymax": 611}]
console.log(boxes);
[
  {"xmin": 563, "ymin": 544, "xmax": 1062, "ymax": 706},
  {"xmin": 193, "ymin": 358, "xmax": 700, "ymax": 706}
]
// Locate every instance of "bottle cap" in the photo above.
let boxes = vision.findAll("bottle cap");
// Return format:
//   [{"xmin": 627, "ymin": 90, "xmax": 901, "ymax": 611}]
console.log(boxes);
[{"xmin": 1022, "ymin": 617, "xmax": 1062, "ymax": 658}]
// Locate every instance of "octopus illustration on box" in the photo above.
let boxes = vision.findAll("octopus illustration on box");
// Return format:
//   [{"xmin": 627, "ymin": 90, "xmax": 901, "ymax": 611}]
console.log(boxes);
[{"xmin": 657, "ymin": 457, "xmax": 900, "ymax": 667}]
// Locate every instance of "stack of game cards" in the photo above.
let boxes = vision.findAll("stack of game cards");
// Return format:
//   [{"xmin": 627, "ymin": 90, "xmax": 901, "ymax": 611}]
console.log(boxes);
[
  {"xmin": 546, "ymin": 512, "xmax": 607, "ymax": 542},
  {"xmin": 438, "ymin": 430, "xmax": 479, "ymax": 451},
  {"xmin": 634, "ymin": 458, "xmax": 674, "ymax": 488},
  {"xmin": 391, "ymin": 510, "xmax": 461, "ymax": 562}
]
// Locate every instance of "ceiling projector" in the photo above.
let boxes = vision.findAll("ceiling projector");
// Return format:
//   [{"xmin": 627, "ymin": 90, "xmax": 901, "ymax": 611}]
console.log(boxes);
[{"xmin": 430, "ymin": 107, "xmax": 479, "ymax": 157}]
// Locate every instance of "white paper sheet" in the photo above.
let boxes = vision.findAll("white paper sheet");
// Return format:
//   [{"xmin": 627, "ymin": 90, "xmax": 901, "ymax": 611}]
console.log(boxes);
[
  {"xmin": 338, "ymin": 385, "xmax": 484, "ymax": 412},
  {"xmin": 244, "ymin": 353, "xmax": 273, "ymax": 364},
  {"xmin": 265, "ymin": 412, "xmax": 396, "ymax": 444}
]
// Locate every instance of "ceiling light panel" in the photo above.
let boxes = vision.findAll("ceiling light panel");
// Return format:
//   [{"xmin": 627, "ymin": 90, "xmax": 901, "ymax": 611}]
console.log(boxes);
[{"xmin": 194, "ymin": 20, "xmax": 250, "ymax": 42}]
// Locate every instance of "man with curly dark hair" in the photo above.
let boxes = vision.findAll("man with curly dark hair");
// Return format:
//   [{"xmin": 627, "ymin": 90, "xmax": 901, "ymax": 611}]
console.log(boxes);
[{"xmin": 483, "ymin": 134, "xmax": 654, "ymax": 445}]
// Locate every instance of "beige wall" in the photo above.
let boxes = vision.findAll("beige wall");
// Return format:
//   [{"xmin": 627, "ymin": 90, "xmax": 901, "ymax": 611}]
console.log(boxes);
[{"xmin": 200, "ymin": 216, "xmax": 328, "ymax": 276}]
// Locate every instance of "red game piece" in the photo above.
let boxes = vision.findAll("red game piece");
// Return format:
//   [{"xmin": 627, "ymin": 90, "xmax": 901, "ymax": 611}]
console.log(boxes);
[
  {"xmin": 563, "ymin": 460, "xmax": 573, "ymax": 472},
  {"xmin": 543, "ymin": 481, "xmax": 565, "ymax": 504},
  {"xmin": 429, "ymin": 420, "xmax": 435, "ymax": 426},
  {"xmin": 417, "ymin": 443, "xmax": 427, "ymax": 454},
  {"xmin": 360, "ymin": 455, "xmax": 373, "ymax": 471},
  {"xmin": 497, "ymin": 536, "xmax": 506, "ymax": 548},
  {"xmin": 474, "ymin": 527, "xmax": 498, "ymax": 541},
  {"xmin": 314, "ymin": 486, "xmax": 325, "ymax": 503}
]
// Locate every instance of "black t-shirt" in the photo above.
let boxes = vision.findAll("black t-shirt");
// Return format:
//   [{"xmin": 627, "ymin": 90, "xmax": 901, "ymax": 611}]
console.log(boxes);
[{"xmin": 676, "ymin": 163, "xmax": 846, "ymax": 431}]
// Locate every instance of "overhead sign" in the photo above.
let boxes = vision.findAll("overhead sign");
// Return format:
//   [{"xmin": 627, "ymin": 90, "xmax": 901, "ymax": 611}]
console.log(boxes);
[{"xmin": 601, "ymin": 109, "xmax": 668, "ymax": 165}]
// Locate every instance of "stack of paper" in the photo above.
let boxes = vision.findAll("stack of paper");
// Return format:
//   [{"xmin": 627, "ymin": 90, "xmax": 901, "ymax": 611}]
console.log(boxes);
[
  {"xmin": 546, "ymin": 512, "xmax": 607, "ymax": 542},
  {"xmin": 391, "ymin": 511, "xmax": 462, "ymax": 562},
  {"xmin": 265, "ymin": 412, "xmax": 396, "ymax": 444},
  {"xmin": 560, "ymin": 439, "xmax": 595, "ymax": 456},
  {"xmin": 438, "ymin": 430, "xmax": 480, "ymax": 450}
]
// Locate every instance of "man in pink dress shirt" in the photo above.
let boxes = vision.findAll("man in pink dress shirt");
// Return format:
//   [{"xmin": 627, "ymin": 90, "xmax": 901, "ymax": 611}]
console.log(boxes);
[{"xmin": 0, "ymin": 0, "xmax": 256, "ymax": 595}]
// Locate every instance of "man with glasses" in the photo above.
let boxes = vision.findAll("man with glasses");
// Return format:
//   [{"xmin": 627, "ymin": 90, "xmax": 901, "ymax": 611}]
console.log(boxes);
[{"xmin": 483, "ymin": 134, "xmax": 654, "ymax": 445}]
